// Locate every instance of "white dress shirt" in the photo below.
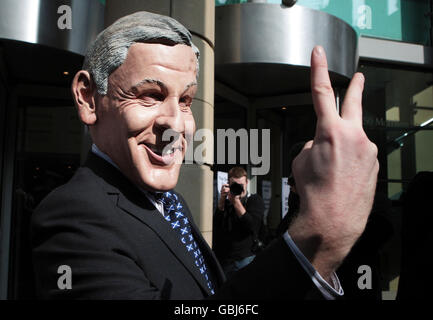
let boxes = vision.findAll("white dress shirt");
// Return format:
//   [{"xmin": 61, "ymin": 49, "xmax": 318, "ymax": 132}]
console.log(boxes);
[{"xmin": 91, "ymin": 143, "xmax": 344, "ymax": 299}]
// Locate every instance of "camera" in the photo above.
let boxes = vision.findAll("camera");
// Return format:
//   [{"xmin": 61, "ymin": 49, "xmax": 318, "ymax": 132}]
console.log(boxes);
[{"xmin": 229, "ymin": 182, "xmax": 244, "ymax": 196}]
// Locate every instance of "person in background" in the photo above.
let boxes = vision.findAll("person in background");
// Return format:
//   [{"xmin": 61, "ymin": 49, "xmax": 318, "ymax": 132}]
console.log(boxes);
[{"xmin": 213, "ymin": 167, "xmax": 265, "ymax": 279}]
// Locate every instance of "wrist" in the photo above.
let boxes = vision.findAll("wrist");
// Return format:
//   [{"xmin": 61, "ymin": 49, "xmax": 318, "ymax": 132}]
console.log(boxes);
[
  {"xmin": 233, "ymin": 197, "xmax": 242, "ymax": 207},
  {"xmin": 288, "ymin": 215, "xmax": 346, "ymax": 280},
  {"xmin": 233, "ymin": 198, "xmax": 246, "ymax": 216}
]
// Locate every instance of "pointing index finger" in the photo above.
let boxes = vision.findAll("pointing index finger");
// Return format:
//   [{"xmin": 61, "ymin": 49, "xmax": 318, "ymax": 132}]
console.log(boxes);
[{"xmin": 310, "ymin": 46, "xmax": 338, "ymax": 128}]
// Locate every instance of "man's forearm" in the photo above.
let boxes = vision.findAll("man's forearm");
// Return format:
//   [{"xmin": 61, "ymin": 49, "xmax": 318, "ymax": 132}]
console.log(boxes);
[
  {"xmin": 217, "ymin": 197, "xmax": 226, "ymax": 211},
  {"xmin": 233, "ymin": 199, "xmax": 246, "ymax": 217}
]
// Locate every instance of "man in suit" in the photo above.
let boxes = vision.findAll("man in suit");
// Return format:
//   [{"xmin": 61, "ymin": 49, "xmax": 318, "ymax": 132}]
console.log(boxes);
[{"xmin": 31, "ymin": 11, "xmax": 379, "ymax": 299}]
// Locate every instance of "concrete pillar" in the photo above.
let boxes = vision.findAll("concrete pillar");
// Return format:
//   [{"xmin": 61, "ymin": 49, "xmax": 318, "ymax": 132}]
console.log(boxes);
[{"xmin": 105, "ymin": 0, "xmax": 215, "ymax": 246}]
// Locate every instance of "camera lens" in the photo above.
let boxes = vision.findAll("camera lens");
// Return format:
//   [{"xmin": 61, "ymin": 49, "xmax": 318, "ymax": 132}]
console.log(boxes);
[{"xmin": 229, "ymin": 182, "xmax": 244, "ymax": 196}]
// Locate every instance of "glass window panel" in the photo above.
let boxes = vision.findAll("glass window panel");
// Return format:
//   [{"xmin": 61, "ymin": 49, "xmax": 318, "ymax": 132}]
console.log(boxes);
[
  {"xmin": 388, "ymin": 182, "xmax": 403, "ymax": 199},
  {"xmin": 361, "ymin": 64, "xmax": 433, "ymax": 187},
  {"xmin": 415, "ymin": 130, "xmax": 433, "ymax": 172}
]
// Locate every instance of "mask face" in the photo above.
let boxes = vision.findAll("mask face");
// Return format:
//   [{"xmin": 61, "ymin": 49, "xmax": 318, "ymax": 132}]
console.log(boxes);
[{"xmin": 94, "ymin": 43, "xmax": 198, "ymax": 191}]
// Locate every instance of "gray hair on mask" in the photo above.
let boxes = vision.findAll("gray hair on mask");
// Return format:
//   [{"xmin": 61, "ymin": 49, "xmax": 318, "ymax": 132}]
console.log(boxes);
[{"xmin": 83, "ymin": 11, "xmax": 200, "ymax": 95}]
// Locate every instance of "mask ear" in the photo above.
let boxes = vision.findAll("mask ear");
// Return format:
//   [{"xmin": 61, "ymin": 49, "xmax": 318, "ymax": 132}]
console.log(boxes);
[{"xmin": 71, "ymin": 70, "xmax": 97, "ymax": 125}]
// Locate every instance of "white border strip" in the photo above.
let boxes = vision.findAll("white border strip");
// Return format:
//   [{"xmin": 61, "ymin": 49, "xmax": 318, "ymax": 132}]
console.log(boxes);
[{"xmin": 359, "ymin": 36, "xmax": 433, "ymax": 68}]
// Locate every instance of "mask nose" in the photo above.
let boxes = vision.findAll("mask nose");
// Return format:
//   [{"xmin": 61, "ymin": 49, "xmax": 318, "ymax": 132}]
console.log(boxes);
[
  {"xmin": 155, "ymin": 97, "xmax": 185, "ymax": 134},
  {"xmin": 154, "ymin": 97, "xmax": 189, "ymax": 149}
]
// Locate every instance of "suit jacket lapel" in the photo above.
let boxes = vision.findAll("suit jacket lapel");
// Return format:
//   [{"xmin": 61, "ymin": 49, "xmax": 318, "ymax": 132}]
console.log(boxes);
[
  {"xmin": 84, "ymin": 152, "xmax": 215, "ymax": 295},
  {"xmin": 117, "ymin": 193, "xmax": 216, "ymax": 295}
]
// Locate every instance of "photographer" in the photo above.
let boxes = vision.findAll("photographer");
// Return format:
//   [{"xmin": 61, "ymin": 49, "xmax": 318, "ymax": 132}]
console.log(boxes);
[{"xmin": 213, "ymin": 167, "xmax": 265, "ymax": 279}]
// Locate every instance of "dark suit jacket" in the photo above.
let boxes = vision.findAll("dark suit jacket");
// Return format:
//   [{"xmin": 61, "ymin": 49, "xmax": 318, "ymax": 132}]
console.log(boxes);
[{"xmin": 31, "ymin": 152, "xmax": 323, "ymax": 299}]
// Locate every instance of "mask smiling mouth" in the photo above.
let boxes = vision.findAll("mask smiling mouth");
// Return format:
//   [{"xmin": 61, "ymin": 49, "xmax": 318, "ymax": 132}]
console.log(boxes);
[{"xmin": 140, "ymin": 141, "xmax": 183, "ymax": 165}]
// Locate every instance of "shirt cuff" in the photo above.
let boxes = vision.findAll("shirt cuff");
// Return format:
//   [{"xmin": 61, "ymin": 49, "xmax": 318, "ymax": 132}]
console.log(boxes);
[{"xmin": 283, "ymin": 231, "xmax": 344, "ymax": 300}]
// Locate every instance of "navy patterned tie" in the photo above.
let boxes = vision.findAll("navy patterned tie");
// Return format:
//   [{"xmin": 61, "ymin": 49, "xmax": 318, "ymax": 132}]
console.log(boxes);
[{"xmin": 155, "ymin": 191, "xmax": 215, "ymax": 295}]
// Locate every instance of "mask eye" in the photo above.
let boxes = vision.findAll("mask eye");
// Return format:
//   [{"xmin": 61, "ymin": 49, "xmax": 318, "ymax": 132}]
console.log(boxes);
[
  {"xmin": 138, "ymin": 92, "xmax": 165, "ymax": 105},
  {"xmin": 144, "ymin": 92, "xmax": 164, "ymax": 100},
  {"xmin": 179, "ymin": 96, "xmax": 192, "ymax": 108}
]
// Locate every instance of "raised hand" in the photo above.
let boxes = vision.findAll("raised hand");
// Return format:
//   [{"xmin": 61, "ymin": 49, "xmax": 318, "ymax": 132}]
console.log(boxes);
[
  {"xmin": 218, "ymin": 184, "xmax": 230, "ymax": 211},
  {"xmin": 288, "ymin": 46, "xmax": 379, "ymax": 281}
]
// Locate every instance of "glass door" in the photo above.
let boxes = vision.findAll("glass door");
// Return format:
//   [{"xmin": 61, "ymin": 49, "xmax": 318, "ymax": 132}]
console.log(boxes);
[{"xmin": 8, "ymin": 92, "xmax": 83, "ymax": 299}]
